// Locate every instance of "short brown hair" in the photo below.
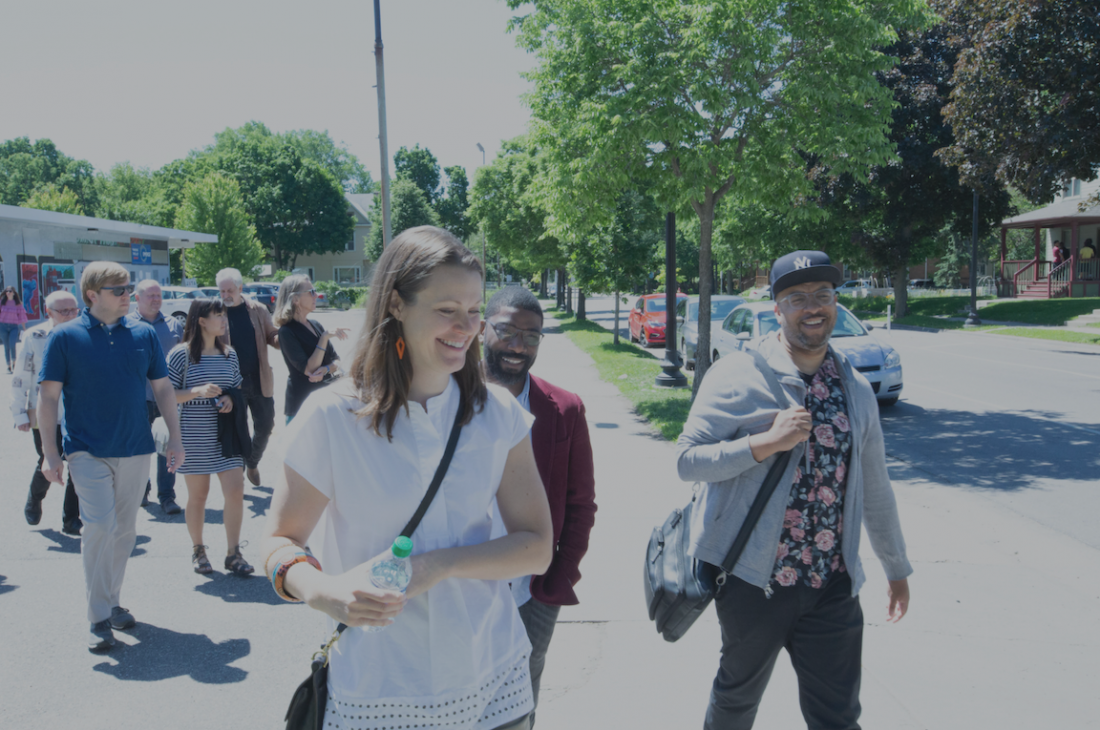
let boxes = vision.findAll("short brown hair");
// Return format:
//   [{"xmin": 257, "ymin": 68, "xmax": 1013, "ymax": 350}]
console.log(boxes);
[
  {"xmin": 350, "ymin": 226, "xmax": 486, "ymax": 440},
  {"xmin": 80, "ymin": 261, "xmax": 129, "ymax": 306}
]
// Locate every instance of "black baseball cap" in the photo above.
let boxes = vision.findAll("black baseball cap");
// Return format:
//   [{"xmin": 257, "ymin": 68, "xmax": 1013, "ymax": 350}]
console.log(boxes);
[{"xmin": 770, "ymin": 251, "xmax": 842, "ymax": 297}]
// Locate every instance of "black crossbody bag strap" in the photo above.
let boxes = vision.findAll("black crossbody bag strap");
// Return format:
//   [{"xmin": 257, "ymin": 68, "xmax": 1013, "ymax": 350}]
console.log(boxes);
[
  {"xmin": 333, "ymin": 397, "xmax": 465, "ymax": 636},
  {"xmin": 718, "ymin": 350, "xmax": 794, "ymax": 575}
]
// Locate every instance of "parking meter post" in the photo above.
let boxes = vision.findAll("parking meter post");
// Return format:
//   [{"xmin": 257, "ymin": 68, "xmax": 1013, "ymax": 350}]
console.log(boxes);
[{"xmin": 656, "ymin": 211, "xmax": 688, "ymax": 388}]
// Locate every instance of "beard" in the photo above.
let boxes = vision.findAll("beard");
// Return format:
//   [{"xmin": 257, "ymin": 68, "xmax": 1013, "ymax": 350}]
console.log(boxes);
[
  {"xmin": 781, "ymin": 312, "xmax": 835, "ymax": 351},
  {"xmin": 483, "ymin": 344, "xmax": 532, "ymax": 387}
]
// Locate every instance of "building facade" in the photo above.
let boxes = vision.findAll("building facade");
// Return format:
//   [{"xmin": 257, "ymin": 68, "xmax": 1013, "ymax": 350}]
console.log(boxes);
[
  {"xmin": 0, "ymin": 204, "xmax": 217, "ymax": 322},
  {"xmin": 292, "ymin": 193, "xmax": 374, "ymax": 285}
]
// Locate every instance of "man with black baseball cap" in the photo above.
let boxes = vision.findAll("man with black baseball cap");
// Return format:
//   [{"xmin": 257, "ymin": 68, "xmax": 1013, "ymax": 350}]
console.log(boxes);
[{"xmin": 677, "ymin": 250, "xmax": 911, "ymax": 729}]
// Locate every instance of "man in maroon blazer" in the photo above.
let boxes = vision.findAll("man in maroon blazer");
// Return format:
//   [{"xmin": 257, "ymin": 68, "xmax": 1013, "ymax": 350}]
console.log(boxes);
[{"xmin": 483, "ymin": 287, "xmax": 597, "ymax": 727}]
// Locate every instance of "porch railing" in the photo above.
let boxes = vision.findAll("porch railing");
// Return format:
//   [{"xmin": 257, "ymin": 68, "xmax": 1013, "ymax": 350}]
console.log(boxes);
[
  {"xmin": 1078, "ymin": 258, "xmax": 1100, "ymax": 282},
  {"xmin": 1049, "ymin": 258, "xmax": 1072, "ymax": 299}
]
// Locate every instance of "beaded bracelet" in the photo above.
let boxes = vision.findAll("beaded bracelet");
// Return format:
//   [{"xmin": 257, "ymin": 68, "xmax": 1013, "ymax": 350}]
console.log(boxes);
[{"xmin": 272, "ymin": 553, "xmax": 323, "ymax": 602}]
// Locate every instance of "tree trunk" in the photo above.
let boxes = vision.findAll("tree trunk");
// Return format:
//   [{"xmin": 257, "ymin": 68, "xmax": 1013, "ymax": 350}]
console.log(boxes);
[
  {"xmin": 892, "ymin": 263, "xmax": 909, "ymax": 318},
  {"xmin": 540, "ymin": 270, "xmax": 548, "ymax": 298},
  {"xmin": 577, "ymin": 290, "xmax": 586, "ymax": 321},
  {"xmin": 273, "ymin": 244, "xmax": 282, "ymax": 272},
  {"xmin": 557, "ymin": 268, "xmax": 566, "ymax": 309},
  {"xmin": 613, "ymin": 290, "xmax": 620, "ymax": 345},
  {"xmin": 566, "ymin": 283, "xmax": 573, "ymax": 315},
  {"xmin": 692, "ymin": 201, "xmax": 716, "ymax": 398}
]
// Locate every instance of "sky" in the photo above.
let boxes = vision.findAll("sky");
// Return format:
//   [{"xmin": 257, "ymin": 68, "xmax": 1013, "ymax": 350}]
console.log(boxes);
[{"xmin": 0, "ymin": 0, "xmax": 536, "ymax": 182}]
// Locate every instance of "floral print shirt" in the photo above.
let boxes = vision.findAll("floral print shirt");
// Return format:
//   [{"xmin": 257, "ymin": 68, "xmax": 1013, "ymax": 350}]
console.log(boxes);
[{"xmin": 770, "ymin": 357, "xmax": 852, "ymax": 591}]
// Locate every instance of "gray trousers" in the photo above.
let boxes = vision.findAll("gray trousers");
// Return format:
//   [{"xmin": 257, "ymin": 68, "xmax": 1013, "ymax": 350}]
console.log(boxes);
[
  {"xmin": 517, "ymin": 597, "xmax": 561, "ymax": 728},
  {"xmin": 67, "ymin": 452, "xmax": 150, "ymax": 623}
]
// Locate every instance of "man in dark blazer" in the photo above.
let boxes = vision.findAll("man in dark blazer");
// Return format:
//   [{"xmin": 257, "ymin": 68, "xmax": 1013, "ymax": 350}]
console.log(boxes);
[{"xmin": 483, "ymin": 287, "xmax": 597, "ymax": 727}]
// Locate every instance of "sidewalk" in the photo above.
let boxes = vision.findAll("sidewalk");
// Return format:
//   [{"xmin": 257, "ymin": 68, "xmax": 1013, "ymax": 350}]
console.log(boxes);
[{"xmin": 530, "ymin": 310, "xmax": 1099, "ymax": 729}]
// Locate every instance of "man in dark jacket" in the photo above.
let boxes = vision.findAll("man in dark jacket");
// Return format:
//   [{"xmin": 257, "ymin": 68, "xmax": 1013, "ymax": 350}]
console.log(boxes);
[{"xmin": 483, "ymin": 287, "xmax": 597, "ymax": 728}]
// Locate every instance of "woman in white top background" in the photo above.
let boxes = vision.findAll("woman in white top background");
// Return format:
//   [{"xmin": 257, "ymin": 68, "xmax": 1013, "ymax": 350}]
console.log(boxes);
[{"xmin": 262, "ymin": 226, "xmax": 552, "ymax": 730}]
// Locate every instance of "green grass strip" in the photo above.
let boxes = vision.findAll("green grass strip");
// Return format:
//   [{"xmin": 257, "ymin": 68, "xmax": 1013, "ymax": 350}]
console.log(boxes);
[
  {"xmin": 551, "ymin": 312, "xmax": 691, "ymax": 441},
  {"xmin": 982, "ymin": 328, "xmax": 1100, "ymax": 345},
  {"xmin": 974, "ymin": 297, "xmax": 1100, "ymax": 325}
]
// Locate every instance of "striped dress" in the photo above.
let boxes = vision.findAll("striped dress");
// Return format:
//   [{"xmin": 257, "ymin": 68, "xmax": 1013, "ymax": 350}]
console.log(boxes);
[{"xmin": 168, "ymin": 345, "xmax": 244, "ymax": 475}]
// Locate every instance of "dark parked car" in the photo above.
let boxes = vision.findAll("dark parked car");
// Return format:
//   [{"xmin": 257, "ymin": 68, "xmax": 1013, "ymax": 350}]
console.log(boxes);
[{"xmin": 243, "ymin": 283, "xmax": 278, "ymax": 313}]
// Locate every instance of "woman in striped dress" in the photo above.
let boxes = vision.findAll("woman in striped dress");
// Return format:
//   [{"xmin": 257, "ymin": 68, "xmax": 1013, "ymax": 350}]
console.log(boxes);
[{"xmin": 168, "ymin": 298, "xmax": 253, "ymax": 576}]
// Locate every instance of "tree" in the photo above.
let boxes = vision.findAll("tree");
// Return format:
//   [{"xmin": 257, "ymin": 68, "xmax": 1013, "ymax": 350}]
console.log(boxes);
[
  {"xmin": 209, "ymin": 122, "xmax": 373, "ymax": 193},
  {"xmin": 21, "ymin": 185, "xmax": 85, "ymax": 215},
  {"xmin": 223, "ymin": 140, "xmax": 354, "ymax": 270},
  {"xmin": 568, "ymin": 189, "xmax": 661, "ymax": 340},
  {"xmin": 937, "ymin": 0, "xmax": 1100, "ymax": 203},
  {"xmin": 366, "ymin": 178, "xmax": 441, "ymax": 260},
  {"xmin": 468, "ymin": 137, "xmax": 566, "ymax": 280},
  {"xmin": 394, "ymin": 144, "xmax": 442, "ymax": 204},
  {"xmin": 436, "ymin": 165, "xmax": 472, "ymax": 240},
  {"xmin": 809, "ymin": 24, "xmax": 1013, "ymax": 316},
  {"xmin": 94, "ymin": 162, "xmax": 176, "ymax": 227},
  {"xmin": 0, "ymin": 137, "xmax": 98, "ymax": 212},
  {"xmin": 511, "ymin": 0, "xmax": 931, "ymax": 391},
  {"xmin": 175, "ymin": 172, "xmax": 265, "ymax": 285}
]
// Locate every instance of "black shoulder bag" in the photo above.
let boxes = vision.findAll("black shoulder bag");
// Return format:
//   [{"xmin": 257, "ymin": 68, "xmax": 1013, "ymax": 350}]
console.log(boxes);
[
  {"xmin": 644, "ymin": 350, "xmax": 793, "ymax": 642},
  {"xmin": 285, "ymin": 399, "xmax": 465, "ymax": 730}
]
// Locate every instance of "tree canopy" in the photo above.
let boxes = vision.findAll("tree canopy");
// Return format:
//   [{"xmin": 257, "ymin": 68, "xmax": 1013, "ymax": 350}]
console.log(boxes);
[
  {"xmin": 175, "ymin": 172, "xmax": 265, "ymax": 286},
  {"xmin": 366, "ymin": 177, "xmax": 441, "ymax": 261},
  {"xmin": 511, "ymin": 0, "xmax": 933, "ymax": 388},
  {"xmin": 937, "ymin": 0, "xmax": 1100, "ymax": 203},
  {"xmin": 1, "ymin": 137, "xmax": 97, "ymax": 212}
]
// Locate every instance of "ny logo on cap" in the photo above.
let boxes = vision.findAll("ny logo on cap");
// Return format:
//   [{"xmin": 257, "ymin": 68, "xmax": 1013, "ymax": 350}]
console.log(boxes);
[{"xmin": 794, "ymin": 256, "xmax": 812, "ymax": 270}]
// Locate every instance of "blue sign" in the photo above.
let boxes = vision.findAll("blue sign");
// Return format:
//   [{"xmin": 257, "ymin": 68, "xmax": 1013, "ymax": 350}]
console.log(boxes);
[{"xmin": 131, "ymin": 243, "xmax": 152, "ymax": 264}]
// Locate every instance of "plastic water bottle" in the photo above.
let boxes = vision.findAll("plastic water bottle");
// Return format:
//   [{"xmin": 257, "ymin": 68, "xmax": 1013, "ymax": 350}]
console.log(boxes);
[{"xmin": 364, "ymin": 536, "xmax": 413, "ymax": 633}]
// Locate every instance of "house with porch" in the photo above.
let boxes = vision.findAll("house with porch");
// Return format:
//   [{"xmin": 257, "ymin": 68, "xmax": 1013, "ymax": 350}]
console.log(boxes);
[{"xmin": 999, "ymin": 177, "xmax": 1100, "ymax": 299}]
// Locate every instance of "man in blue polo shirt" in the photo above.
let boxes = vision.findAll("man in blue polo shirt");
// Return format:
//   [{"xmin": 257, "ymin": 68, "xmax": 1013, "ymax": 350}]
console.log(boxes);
[{"xmin": 38, "ymin": 261, "xmax": 185, "ymax": 652}]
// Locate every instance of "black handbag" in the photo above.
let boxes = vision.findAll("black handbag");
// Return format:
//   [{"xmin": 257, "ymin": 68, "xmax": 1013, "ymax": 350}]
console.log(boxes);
[
  {"xmin": 285, "ymin": 399, "xmax": 465, "ymax": 730},
  {"xmin": 644, "ymin": 350, "xmax": 794, "ymax": 643}
]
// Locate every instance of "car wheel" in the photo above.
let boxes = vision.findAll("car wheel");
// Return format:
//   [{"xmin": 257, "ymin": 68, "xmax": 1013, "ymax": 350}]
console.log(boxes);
[
  {"xmin": 640, "ymin": 330, "xmax": 649, "ymax": 348},
  {"xmin": 173, "ymin": 312, "xmax": 187, "ymax": 324},
  {"xmin": 879, "ymin": 397, "xmax": 899, "ymax": 407}
]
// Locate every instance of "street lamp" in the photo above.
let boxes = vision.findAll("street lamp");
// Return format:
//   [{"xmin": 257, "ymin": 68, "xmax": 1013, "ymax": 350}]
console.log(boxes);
[
  {"xmin": 655, "ymin": 212, "xmax": 688, "ymax": 388},
  {"xmin": 476, "ymin": 142, "xmax": 487, "ymax": 305},
  {"xmin": 965, "ymin": 189, "xmax": 982, "ymax": 327},
  {"xmin": 374, "ymin": 0, "xmax": 392, "ymax": 246}
]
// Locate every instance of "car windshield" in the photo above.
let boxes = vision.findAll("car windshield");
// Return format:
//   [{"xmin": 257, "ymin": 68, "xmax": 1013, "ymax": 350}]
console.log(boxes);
[
  {"xmin": 757, "ymin": 308, "xmax": 866, "ymax": 338},
  {"xmin": 647, "ymin": 299, "xmax": 667, "ymax": 313}
]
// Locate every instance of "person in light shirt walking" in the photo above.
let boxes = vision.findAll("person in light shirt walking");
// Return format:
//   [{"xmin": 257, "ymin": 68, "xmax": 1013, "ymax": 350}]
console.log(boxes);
[{"xmin": 10, "ymin": 290, "xmax": 82, "ymax": 534}]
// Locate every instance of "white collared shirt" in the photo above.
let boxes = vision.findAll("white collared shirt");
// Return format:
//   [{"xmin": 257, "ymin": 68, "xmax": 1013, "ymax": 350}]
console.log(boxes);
[{"xmin": 283, "ymin": 377, "xmax": 536, "ymax": 730}]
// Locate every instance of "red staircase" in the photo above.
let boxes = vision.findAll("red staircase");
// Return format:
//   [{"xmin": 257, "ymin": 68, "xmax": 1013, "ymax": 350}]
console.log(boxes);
[{"xmin": 1017, "ymin": 276, "xmax": 1053, "ymax": 299}]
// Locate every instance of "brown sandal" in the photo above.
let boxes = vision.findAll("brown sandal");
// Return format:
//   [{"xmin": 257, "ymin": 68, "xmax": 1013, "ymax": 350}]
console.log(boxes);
[
  {"xmin": 192, "ymin": 544, "xmax": 213, "ymax": 574},
  {"xmin": 224, "ymin": 544, "xmax": 254, "ymax": 576}
]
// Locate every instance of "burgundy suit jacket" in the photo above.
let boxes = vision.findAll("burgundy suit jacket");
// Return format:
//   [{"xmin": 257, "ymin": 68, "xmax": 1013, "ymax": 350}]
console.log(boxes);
[{"xmin": 527, "ymin": 374, "xmax": 597, "ymax": 606}]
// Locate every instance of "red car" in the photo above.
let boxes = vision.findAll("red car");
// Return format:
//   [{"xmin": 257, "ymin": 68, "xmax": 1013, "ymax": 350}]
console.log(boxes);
[{"xmin": 628, "ymin": 293, "xmax": 688, "ymax": 348}]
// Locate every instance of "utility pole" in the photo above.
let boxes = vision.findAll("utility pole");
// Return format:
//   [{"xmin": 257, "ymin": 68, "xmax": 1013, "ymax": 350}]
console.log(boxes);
[
  {"xmin": 374, "ymin": 0, "xmax": 392, "ymax": 246},
  {"xmin": 655, "ymin": 212, "xmax": 687, "ymax": 388}
]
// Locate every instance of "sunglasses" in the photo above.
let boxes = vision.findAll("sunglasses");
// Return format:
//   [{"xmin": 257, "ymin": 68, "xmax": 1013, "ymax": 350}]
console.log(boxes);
[
  {"xmin": 99, "ymin": 284, "xmax": 136, "ymax": 297},
  {"xmin": 490, "ymin": 322, "xmax": 544, "ymax": 348},
  {"xmin": 298, "ymin": 288, "xmax": 316, "ymax": 296},
  {"xmin": 48, "ymin": 307, "xmax": 80, "ymax": 316}
]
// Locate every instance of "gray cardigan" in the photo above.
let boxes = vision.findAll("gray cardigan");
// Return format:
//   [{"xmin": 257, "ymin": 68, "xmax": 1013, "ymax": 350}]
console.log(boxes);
[{"xmin": 675, "ymin": 334, "xmax": 912, "ymax": 596}]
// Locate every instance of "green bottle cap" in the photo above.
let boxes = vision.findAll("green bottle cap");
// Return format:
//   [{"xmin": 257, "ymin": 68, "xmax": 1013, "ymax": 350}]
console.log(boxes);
[{"xmin": 392, "ymin": 536, "xmax": 413, "ymax": 558}]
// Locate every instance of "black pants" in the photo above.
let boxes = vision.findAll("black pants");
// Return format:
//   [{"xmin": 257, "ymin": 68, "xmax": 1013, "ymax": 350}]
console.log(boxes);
[
  {"xmin": 706, "ymin": 573, "xmax": 863, "ymax": 730},
  {"xmin": 30, "ymin": 426, "xmax": 80, "ymax": 525},
  {"xmin": 146, "ymin": 401, "xmax": 177, "ymax": 503},
  {"xmin": 241, "ymin": 381, "xmax": 275, "ymax": 470}
]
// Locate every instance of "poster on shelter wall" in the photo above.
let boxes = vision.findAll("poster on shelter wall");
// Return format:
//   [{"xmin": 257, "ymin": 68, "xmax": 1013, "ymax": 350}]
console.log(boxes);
[
  {"xmin": 41, "ymin": 263, "xmax": 77, "ymax": 298},
  {"xmin": 20, "ymin": 263, "xmax": 40, "ymax": 319}
]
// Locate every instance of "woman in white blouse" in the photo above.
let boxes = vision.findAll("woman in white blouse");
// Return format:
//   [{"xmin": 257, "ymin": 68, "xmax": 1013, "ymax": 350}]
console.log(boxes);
[{"xmin": 262, "ymin": 226, "xmax": 553, "ymax": 730}]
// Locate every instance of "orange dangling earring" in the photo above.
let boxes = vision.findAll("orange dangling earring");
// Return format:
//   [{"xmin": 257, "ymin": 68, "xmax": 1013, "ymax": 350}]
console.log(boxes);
[{"xmin": 395, "ymin": 336, "xmax": 406, "ymax": 360}]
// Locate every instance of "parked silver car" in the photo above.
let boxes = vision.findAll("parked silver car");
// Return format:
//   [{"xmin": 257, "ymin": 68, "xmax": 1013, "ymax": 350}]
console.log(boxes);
[
  {"xmin": 675, "ymin": 295, "xmax": 745, "ymax": 370},
  {"xmin": 711, "ymin": 301, "xmax": 903, "ymax": 405}
]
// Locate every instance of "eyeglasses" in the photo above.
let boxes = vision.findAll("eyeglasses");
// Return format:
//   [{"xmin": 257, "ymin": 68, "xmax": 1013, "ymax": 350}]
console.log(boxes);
[
  {"xmin": 298, "ymin": 288, "xmax": 316, "ymax": 296},
  {"xmin": 778, "ymin": 288, "xmax": 838, "ymax": 310},
  {"xmin": 99, "ymin": 284, "xmax": 136, "ymax": 297},
  {"xmin": 48, "ymin": 307, "xmax": 80, "ymax": 316},
  {"xmin": 490, "ymin": 322, "xmax": 544, "ymax": 348}
]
